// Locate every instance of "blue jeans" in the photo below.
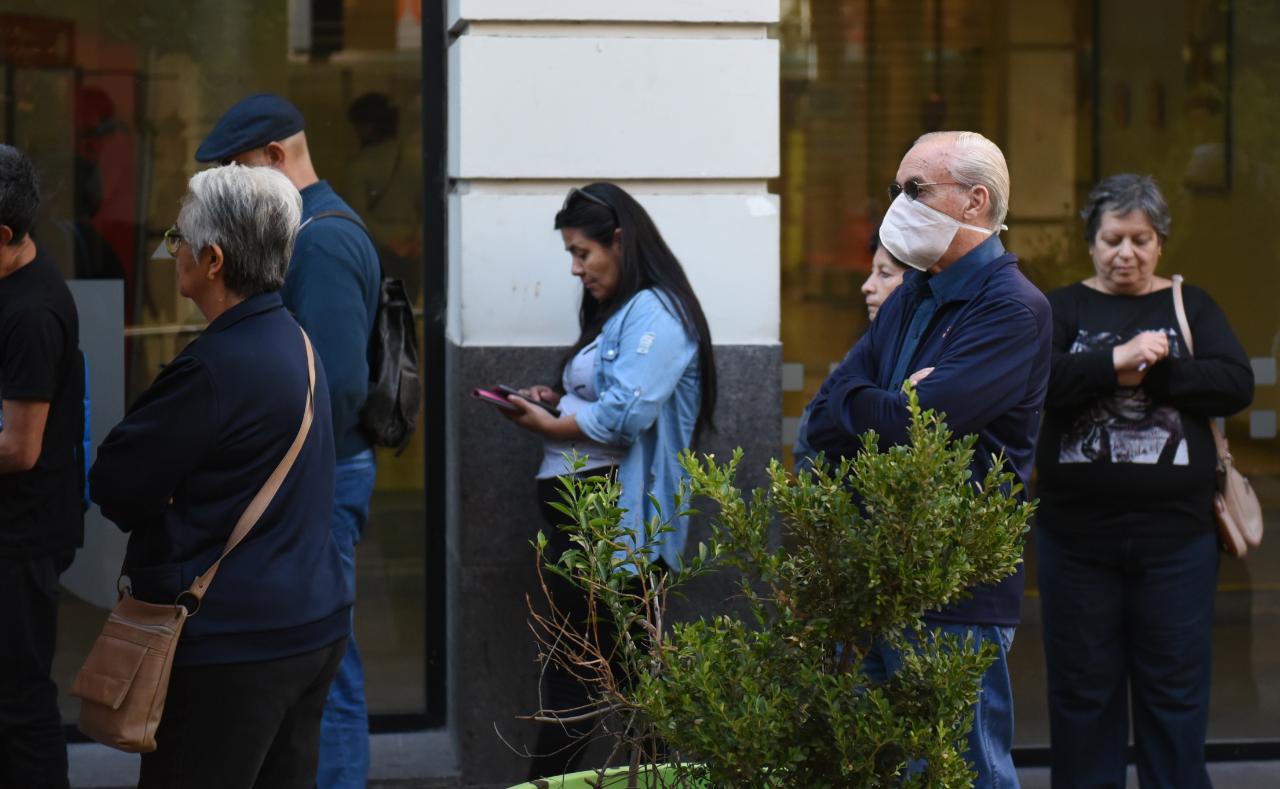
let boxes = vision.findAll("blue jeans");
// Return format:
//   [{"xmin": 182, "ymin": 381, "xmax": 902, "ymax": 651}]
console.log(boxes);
[
  {"xmin": 317, "ymin": 449, "xmax": 376, "ymax": 789},
  {"xmin": 862, "ymin": 623, "xmax": 1019, "ymax": 789},
  {"xmin": 1037, "ymin": 527, "xmax": 1218, "ymax": 789}
]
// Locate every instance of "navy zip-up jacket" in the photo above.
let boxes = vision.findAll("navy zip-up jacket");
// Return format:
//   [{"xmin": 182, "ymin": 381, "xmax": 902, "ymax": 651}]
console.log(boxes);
[
  {"xmin": 90, "ymin": 293, "xmax": 352, "ymax": 665},
  {"xmin": 806, "ymin": 236, "xmax": 1052, "ymax": 626}
]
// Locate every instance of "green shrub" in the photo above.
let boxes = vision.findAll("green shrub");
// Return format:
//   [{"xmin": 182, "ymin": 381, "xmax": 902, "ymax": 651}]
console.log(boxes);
[{"xmin": 527, "ymin": 390, "xmax": 1033, "ymax": 788}]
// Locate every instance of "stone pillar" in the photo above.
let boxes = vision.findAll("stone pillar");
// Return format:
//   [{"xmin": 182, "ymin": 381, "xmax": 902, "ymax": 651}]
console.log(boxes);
[{"xmin": 444, "ymin": 1, "xmax": 781, "ymax": 783}]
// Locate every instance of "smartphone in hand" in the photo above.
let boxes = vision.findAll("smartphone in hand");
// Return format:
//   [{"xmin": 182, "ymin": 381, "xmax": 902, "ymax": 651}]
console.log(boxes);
[
  {"xmin": 470, "ymin": 387, "xmax": 520, "ymax": 413},
  {"xmin": 469, "ymin": 385, "xmax": 561, "ymax": 417},
  {"xmin": 495, "ymin": 385, "xmax": 561, "ymax": 417}
]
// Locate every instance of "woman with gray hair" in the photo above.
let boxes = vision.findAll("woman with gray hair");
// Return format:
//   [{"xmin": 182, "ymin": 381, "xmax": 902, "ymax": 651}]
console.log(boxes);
[
  {"xmin": 90, "ymin": 165, "xmax": 351, "ymax": 788},
  {"xmin": 1034, "ymin": 173, "xmax": 1253, "ymax": 788}
]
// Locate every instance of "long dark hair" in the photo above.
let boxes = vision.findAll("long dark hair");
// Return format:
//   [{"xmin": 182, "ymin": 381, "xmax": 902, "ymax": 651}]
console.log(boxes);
[{"xmin": 554, "ymin": 182, "xmax": 717, "ymax": 438}]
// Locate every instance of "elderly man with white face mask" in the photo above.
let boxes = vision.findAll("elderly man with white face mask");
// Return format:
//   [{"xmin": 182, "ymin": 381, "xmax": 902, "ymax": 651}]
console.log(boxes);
[{"xmin": 806, "ymin": 131, "xmax": 1052, "ymax": 788}]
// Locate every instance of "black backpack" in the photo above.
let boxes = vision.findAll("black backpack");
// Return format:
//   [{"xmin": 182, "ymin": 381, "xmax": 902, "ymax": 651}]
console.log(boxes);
[{"xmin": 302, "ymin": 211, "xmax": 421, "ymax": 454}]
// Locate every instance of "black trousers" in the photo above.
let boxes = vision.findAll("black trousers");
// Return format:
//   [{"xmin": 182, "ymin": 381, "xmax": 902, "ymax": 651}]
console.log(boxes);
[
  {"xmin": 139, "ymin": 637, "xmax": 347, "ymax": 789},
  {"xmin": 0, "ymin": 552, "xmax": 73, "ymax": 789},
  {"xmin": 1038, "ymin": 527, "xmax": 1219, "ymax": 789}
]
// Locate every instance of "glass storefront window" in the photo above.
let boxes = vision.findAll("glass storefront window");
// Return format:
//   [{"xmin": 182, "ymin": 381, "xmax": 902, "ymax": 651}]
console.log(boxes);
[
  {"xmin": 775, "ymin": 0, "xmax": 1277, "ymax": 747},
  {"xmin": 0, "ymin": 0, "xmax": 427, "ymax": 721}
]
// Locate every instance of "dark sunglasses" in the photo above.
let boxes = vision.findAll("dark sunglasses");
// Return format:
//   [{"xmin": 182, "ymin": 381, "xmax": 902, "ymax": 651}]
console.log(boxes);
[
  {"xmin": 561, "ymin": 186, "xmax": 615, "ymax": 217},
  {"xmin": 888, "ymin": 179, "xmax": 963, "ymax": 202}
]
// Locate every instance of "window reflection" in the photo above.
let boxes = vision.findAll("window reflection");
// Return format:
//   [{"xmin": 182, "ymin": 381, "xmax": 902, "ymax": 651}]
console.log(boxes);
[
  {"xmin": 0, "ymin": 0, "xmax": 426, "ymax": 719},
  {"xmin": 775, "ymin": 0, "xmax": 1279, "ymax": 746}
]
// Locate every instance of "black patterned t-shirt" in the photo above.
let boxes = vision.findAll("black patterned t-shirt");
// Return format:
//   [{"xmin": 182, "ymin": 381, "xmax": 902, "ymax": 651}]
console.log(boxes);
[{"xmin": 1035, "ymin": 281, "xmax": 1252, "ymax": 536}]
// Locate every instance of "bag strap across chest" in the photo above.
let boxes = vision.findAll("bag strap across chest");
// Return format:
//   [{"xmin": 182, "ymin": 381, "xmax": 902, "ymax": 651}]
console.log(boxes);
[
  {"xmin": 1170, "ymin": 275, "xmax": 1230, "ymax": 467},
  {"xmin": 179, "ymin": 327, "xmax": 316, "ymax": 612}
]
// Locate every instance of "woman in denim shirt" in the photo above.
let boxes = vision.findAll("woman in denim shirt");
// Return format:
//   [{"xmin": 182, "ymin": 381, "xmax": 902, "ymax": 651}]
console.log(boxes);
[{"xmin": 506, "ymin": 182, "xmax": 716, "ymax": 780}]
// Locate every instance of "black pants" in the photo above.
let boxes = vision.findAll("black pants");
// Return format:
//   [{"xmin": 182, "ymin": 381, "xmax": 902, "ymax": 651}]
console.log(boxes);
[
  {"xmin": 528, "ymin": 473, "xmax": 664, "ymax": 781},
  {"xmin": 139, "ymin": 637, "xmax": 347, "ymax": 789},
  {"xmin": 0, "ymin": 552, "xmax": 73, "ymax": 789},
  {"xmin": 1038, "ymin": 527, "xmax": 1219, "ymax": 789}
]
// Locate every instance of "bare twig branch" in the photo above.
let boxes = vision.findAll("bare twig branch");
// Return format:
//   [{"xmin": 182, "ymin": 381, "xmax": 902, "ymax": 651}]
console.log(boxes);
[{"xmin": 521, "ymin": 704, "xmax": 623, "ymax": 725}]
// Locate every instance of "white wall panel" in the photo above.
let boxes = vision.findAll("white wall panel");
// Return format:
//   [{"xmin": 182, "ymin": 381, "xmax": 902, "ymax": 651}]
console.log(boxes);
[
  {"xmin": 450, "ymin": 36, "xmax": 779, "ymax": 179},
  {"xmin": 450, "ymin": 0, "xmax": 779, "ymax": 25},
  {"xmin": 453, "ymin": 190, "xmax": 779, "ymax": 347},
  {"xmin": 447, "ymin": 191, "xmax": 464, "ymax": 345}
]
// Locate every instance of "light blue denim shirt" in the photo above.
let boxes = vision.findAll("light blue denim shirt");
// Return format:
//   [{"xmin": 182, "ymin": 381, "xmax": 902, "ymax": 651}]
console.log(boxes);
[{"xmin": 575, "ymin": 288, "xmax": 701, "ymax": 569}]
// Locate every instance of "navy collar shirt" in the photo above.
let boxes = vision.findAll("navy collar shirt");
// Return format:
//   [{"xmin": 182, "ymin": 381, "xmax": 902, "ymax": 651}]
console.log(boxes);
[{"xmin": 889, "ymin": 233, "xmax": 1008, "ymax": 388}]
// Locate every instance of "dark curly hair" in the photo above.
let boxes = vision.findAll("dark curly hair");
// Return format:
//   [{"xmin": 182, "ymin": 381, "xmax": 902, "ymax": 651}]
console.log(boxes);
[{"xmin": 0, "ymin": 145, "xmax": 40, "ymax": 244}]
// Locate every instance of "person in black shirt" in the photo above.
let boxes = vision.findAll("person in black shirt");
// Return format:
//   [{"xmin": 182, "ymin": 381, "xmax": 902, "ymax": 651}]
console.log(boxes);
[
  {"xmin": 0, "ymin": 144, "xmax": 83, "ymax": 789},
  {"xmin": 1035, "ymin": 174, "xmax": 1253, "ymax": 788}
]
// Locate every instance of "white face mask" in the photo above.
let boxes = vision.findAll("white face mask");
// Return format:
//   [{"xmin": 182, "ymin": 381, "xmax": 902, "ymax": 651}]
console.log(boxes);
[{"xmin": 879, "ymin": 192, "xmax": 997, "ymax": 271}]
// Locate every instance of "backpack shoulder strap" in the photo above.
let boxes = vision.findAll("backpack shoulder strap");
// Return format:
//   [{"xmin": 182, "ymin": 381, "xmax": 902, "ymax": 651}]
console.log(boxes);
[
  {"xmin": 300, "ymin": 209, "xmax": 369, "ymax": 235},
  {"xmin": 298, "ymin": 210, "xmax": 383, "ymax": 279}
]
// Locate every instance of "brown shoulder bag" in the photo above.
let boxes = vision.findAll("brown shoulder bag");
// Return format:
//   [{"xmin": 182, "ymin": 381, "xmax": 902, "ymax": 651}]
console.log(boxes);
[
  {"xmin": 1171, "ymin": 275, "xmax": 1263, "ymax": 557},
  {"xmin": 70, "ymin": 328, "xmax": 316, "ymax": 752}
]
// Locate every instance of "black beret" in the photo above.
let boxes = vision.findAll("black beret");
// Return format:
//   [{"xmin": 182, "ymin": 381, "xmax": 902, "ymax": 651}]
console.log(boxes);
[{"xmin": 195, "ymin": 93, "xmax": 305, "ymax": 163}]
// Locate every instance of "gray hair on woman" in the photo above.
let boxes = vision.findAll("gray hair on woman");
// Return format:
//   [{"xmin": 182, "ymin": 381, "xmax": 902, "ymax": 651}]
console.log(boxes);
[
  {"xmin": 180, "ymin": 164, "xmax": 302, "ymax": 297},
  {"xmin": 1081, "ymin": 173, "xmax": 1171, "ymax": 243},
  {"xmin": 915, "ymin": 130, "xmax": 1011, "ymax": 228}
]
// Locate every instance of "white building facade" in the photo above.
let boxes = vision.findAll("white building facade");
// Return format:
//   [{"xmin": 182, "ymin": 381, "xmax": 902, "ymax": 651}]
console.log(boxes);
[{"xmin": 443, "ymin": 2, "xmax": 782, "ymax": 782}]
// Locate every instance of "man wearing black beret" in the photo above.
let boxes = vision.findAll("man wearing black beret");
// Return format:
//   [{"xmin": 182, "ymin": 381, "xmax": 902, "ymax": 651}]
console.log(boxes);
[{"xmin": 196, "ymin": 92, "xmax": 380, "ymax": 789}]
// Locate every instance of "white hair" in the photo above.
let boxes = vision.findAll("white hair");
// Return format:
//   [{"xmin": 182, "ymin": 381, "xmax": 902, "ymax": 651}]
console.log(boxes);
[
  {"xmin": 180, "ymin": 165, "xmax": 302, "ymax": 296},
  {"xmin": 915, "ymin": 130, "xmax": 1010, "ymax": 227}
]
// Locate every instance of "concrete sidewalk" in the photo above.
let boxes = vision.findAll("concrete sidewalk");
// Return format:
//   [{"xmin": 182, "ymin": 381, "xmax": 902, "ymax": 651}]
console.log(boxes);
[
  {"xmin": 362, "ymin": 761, "xmax": 1280, "ymax": 787},
  {"xmin": 361, "ymin": 762, "xmax": 1280, "ymax": 788},
  {"xmin": 70, "ymin": 735, "xmax": 1277, "ymax": 788},
  {"xmin": 363, "ymin": 763, "xmax": 1280, "ymax": 789},
  {"xmin": 1016, "ymin": 760, "xmax": 1279, "ymax": 788},
  {"xmin": 69, "ymin": 730, "xmax": 459, "ymax": 788}
]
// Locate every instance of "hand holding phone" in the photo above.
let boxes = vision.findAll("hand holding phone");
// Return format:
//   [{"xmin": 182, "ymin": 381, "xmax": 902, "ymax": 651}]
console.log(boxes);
[
  {"xmin": 470, "ymin": 385, "xmax": 561, "ymax": 417},
  {"xmin": 495, "ymin": 385, "xmax": 561, "ymax": 417},
  {"xmin": 499, "ymin": 384, "xmax": 559, "ymax": 407},
  {"xmin": 470, "ymin": 387, "xmax": 520, "ymax": 413}
]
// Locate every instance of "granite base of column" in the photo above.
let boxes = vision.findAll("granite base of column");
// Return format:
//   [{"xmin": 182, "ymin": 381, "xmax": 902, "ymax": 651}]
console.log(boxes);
[{"xmin": 445, "ymin": 341, "xmax": 782, "ymax": 785}]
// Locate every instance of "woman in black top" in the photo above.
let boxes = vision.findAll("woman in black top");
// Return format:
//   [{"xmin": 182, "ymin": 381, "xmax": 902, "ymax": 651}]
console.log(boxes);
[{"xmin": 1035, "ymin": 174, "xmax": 1253, "ymax": 788}]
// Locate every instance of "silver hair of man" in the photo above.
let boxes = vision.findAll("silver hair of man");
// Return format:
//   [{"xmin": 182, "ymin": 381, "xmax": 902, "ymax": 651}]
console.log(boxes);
[
  {"xmin": 914, "ymin": 130, "xmax": 1011, "ymax": 228},
  {"xmin": 179, "ymin": 164, "xmax": 303, "ymax": 297}
]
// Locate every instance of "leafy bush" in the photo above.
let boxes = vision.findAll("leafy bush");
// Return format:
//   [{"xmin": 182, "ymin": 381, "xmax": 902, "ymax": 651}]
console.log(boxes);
[{"xmin": 527, "ymin": 391, "xmax": 1032, "ymax": 787}]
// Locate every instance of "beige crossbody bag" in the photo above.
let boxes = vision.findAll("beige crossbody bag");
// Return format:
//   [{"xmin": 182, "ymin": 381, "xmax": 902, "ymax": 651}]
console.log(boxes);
[
  {"xmin": 1170, "ymin": 275, "xmax": 1263, "ymax": 557},
  {"xmin": 70, "ymin": 328, "xmax": 316, "ymax": 752}
]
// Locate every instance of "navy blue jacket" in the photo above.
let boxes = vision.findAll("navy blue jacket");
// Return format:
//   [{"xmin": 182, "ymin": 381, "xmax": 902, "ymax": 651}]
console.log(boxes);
[
  {"xmin": 90, "ymin": 293, "xmax": 351, "ymax": 666},
  {"xmin": 283, "ymin": 181, "xmax": 381, "ymax": 459},
  {"xmin": 806, "ymin": 238, "xmax": 1051, "ymax": 626}
]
